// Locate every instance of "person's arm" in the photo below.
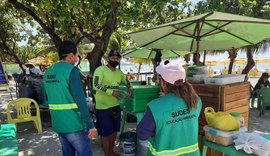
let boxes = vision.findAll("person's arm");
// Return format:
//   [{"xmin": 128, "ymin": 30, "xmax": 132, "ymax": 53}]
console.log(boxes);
[
  {"xmin": 69, "ymin": 68, "xmax": 94, "ymax": 130},
  {"xmin": 93, "ymin": 67, "xmax": 115, "ymax": 96},
  {"xmin": 136, "ymin": 107, "xmax": 156, "ymax": 140}
]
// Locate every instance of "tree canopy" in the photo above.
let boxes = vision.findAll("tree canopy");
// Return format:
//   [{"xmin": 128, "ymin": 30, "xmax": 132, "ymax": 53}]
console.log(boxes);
[{"xmin": 6, "ymin": 0, "xmax": 193, "ymax": 73}]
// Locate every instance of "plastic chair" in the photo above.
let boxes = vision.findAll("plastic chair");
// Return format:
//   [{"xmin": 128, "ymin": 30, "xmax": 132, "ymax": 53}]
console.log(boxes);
[
  {"xmin": 7, "ymin": 98, "xmax": 42, "ymax": 133},
  {"xmin": 265, "ymin": 68, "xmax": 269, "ymax": 74},
  {"xmin": 250, "ymin": 84, "xmax": 257, "ymax": 108},
  {"xmin": 253, "ymin": 68, "xmax": 259, "ymax": 76},
  {"xmin": 257, "ymin": 87, "xmax": 270, "ymax": 116}
]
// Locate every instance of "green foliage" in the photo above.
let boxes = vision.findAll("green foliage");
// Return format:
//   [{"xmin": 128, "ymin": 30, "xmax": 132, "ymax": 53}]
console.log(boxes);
[{"xmin": 194, "ymin": 0, "xmax": 270, "ymax": 19}]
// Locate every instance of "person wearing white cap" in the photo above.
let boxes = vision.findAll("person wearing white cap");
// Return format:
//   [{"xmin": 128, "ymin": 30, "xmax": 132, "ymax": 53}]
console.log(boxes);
[{"xmin": 136, "ymin": 63, "xmax": 202, "ymax": 156}]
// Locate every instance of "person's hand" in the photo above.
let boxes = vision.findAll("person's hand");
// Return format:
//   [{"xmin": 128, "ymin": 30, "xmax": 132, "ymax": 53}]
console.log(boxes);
[
  {"xmin": 112, "ymin": 91, "xmax": 122, "ymax": 98},
  {"xmin": 88, "ymin": 128, "xmax": 97, "ymax": 139},
  {"xmin": 128, "ymin": 89, "xmax": 133, "ymax": 97}
]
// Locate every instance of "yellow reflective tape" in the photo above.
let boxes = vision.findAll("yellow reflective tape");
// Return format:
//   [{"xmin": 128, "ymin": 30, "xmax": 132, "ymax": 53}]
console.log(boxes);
[
  {"xmin": 148, "ymin": 142, "xmax": 199, "ymax": 156},
  {"xmin": 49, "ymin": 103, "xmax": 78, "ymax": 110}
]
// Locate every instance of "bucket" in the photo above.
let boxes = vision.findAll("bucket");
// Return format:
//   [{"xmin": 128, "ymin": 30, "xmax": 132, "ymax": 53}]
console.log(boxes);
[{"xmin": 119, "ymin": 132, "xmax": 137, "ymax": 156}]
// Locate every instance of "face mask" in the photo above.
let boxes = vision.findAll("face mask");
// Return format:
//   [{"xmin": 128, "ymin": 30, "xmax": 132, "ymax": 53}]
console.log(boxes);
[{"xmin": 108, "ymin": 60, "xmax": 119, "ymax": 68}]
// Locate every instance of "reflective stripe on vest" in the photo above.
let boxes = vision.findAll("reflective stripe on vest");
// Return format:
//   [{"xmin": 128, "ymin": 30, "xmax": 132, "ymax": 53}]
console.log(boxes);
[
  {"xmin": 148, "ymin": 142, "xmax": 199, "ymax": 156},
  {"xmin": 49, "ymin": 103, "xmax": 78, "ymax": 110}
]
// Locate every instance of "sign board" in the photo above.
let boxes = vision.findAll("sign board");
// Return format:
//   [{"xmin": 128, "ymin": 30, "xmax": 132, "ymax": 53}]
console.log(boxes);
[{"xmin": 0, "ymin": 62, "xmax": 8, "ymax": 86}]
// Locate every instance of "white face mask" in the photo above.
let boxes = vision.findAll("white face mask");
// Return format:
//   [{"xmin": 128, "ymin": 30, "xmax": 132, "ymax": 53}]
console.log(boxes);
[{"xmin": 74, "ymin": 56, "xmax": 80, "ymax": 66}]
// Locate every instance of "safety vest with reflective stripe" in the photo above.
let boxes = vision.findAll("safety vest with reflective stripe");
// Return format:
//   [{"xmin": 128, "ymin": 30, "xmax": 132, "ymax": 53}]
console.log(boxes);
[
  {"xmin": 49, "ymin": 103, "xmax": 78, "ymax": 110},
  {"xmin": 147, "ymin": 94, "xmax": 202, "ymax": 156},
  {"xmin": 44, "ymin": 62, "xmax": 86, "ymax": 133}
]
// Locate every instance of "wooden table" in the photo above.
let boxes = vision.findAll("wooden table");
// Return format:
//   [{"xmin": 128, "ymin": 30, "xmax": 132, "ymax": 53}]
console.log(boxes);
[
  {"xmin": 202, "ymin": 133, "xmax": 270, "ymax": 156},
  {"xmin": 192, "ymin": 82, "xmax": 250, "ymax": 156}
]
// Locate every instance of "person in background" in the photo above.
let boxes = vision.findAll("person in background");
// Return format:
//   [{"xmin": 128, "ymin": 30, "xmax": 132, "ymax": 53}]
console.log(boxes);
[
  {"xmin": 137, "ymin": 63, "xmax": 202, "ymax": 156},
  {"xmin": 253, "ymin": 72, "xmax": 270, "ymax": 96},
  {"xmin": 43, "ymin": 40, "xmax": 97, "ymax": 156},
  {"xmin": 192, "ymin": 53, "xmax": 204, "ymax": 66},
  {"xmin": 25, "ymin": 63, "xmax": 41, "ymax": 75},
  {"xmin": 93, "ymin": 50, "xmax": 131, "ymax": 156},
  {"xmin": 164, "ymin": 60, "xmax": 170, "ymax": 65},
  {"xmin": 126, "ymin": 72, "xmax": 134, "ymax": 81}
]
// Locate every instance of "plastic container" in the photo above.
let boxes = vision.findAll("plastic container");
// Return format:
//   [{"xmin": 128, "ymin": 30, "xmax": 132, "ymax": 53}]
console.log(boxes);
[
  {"xmin": 119, "ymin": 132, "xmax": 137, "ymax": 156},
  {"xmin": 230, "ymin": 112, "xmax": 245, "ymax": 128},
  {"xmin": 203, "ymin": 125, "xmax": 247, "ymax": 146},
  {"xmin": 204, "ymin": 74, "xmax": 246, "ymax": 85},
  {"xmin": 119, "ymin": 85, "xmax": 160, "ymax": 112}
]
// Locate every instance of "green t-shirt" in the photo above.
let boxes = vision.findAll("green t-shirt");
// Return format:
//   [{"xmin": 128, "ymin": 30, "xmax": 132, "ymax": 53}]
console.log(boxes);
[{"xmin": 93, "ymin": 65, "xmax": 127, "ymax": 109}]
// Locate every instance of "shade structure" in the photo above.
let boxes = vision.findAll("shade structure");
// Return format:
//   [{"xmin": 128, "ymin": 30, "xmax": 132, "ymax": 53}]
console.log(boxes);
[
  {"xmin": 128, "ymin": 11, "xmax": 270, "ymax": 55},
  {"xmin": 219, "ymin": 58, "xmax": 247, "ymax": 65},
  {"xmin": 254, "ymin": 58, "xmax": 270, "ymax": 63},
  {"xmin": 122, "ymin": 47, "xmax": 190, "ymax": 59},
  {"xmin": 28, "ymin": 57, "xmax": 53, "ymax": 66},
  {"xmin": 205, "ymin": 58, "xmax": 219, "ymax": 65}
]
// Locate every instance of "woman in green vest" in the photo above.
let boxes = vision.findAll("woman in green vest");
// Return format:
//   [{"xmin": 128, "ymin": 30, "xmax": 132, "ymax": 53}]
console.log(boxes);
[
  {"xmin": 44, "ymin": 41, "xmax": 97, "ymax": 156},
  {"xmin": 137, "ymin": 63, "xmax": 202, "ymax": 156}
]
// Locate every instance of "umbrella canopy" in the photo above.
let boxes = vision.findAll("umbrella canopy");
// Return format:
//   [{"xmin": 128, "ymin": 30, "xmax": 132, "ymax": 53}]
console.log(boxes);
[
  {"xmin": 219, "ymin": 58, "xmax": 247, "ymax": 65},
  {"xmin": 122, "ymin": 47, "xmax": 190, "ymax": 59},
  {"xmin": 205, "ymin": 58, "xmax": 219, "ymax": 65},
  {"xmin": 254, "ymin": 58, "xmax": 270, "ymax": 63},
  {"xmin": 28, "ymin": 57, "xmax": 53, "ymax": 66},
  {"xmin": 128, "ymin": 11, "xmax": 270, "ymax": 54}
]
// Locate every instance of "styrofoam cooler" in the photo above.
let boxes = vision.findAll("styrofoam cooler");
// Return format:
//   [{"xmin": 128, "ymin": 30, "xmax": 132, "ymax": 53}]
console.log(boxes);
[{"xmin": 204, "ymin": 74, "xmax": 246, "ymax": 85}]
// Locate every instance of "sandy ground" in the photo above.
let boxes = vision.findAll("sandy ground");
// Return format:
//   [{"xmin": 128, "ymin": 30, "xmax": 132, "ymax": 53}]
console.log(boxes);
[{"xmin": 0, "ymin": 77, "xmax": 269, "ymax": 155}]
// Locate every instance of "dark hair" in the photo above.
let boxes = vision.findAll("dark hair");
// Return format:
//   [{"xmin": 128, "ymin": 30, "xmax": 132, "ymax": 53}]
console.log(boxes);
[
  {"xmin": 58, "ymin": 41, "xmax": 77, "ymax": 60},
  {"xmin": 165, "ymin": 80, "xmax": 198, "ymax": 110},
  {"xmin": 257, "ymin": 72, "xmax": 269, "ymax": 84}
]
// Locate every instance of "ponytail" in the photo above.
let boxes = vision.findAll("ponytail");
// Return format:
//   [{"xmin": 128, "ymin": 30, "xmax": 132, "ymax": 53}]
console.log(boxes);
[{"xmin": 165, "ymin": 80, "xmax": 198, "ymax": 110}]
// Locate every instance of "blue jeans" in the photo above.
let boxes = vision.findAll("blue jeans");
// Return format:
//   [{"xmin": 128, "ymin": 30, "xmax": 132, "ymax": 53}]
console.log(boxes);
[{"xmin": 58, "ymin": 130, "xmax": 93, "ymax": 156}]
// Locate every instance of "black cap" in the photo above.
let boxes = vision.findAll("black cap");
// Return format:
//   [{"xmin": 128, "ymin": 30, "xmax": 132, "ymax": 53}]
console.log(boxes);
[
  {"xmin": 108, "ymin": 50, "xmax": 121, "ymax": 58},
  {"xmin": 58, "ymin": 41, "xmax": 77, "ymax": 58}
]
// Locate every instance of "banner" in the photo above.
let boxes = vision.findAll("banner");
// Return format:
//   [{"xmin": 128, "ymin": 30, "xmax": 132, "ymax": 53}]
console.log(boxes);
[{"xmin": 0, "ymin": 62, "xmax": 8, "ymax": 86}]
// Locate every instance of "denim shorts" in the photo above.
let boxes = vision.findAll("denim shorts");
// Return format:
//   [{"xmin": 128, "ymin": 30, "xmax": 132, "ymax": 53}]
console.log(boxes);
[
  {"xmin": 58, "ymin": 129, "xmax": 93, "ymax": 156},
  {"xmin": 96, "ymin": 106, "xmax": 121, "ymax": 136}
]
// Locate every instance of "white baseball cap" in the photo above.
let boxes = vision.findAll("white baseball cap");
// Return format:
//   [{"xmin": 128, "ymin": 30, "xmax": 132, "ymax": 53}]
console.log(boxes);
[{"xmin": 156, "ymin": 63, "xmax": 186, "ymax": 84}]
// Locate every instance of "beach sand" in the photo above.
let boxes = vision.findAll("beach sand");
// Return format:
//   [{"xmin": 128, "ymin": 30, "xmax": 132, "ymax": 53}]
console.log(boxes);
[{"xmin": 0, "ymin": 78, "xmax": 269, "ymax": 155}]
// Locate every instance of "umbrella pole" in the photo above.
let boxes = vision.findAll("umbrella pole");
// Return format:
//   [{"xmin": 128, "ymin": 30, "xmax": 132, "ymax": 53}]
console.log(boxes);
[
  {"xmin": 203, "ymin": 50, "xmax": 207, "ymax": 65},
  {"xmin": 196, "ymin": 39, "xmax": 200, "ymax": 65}
]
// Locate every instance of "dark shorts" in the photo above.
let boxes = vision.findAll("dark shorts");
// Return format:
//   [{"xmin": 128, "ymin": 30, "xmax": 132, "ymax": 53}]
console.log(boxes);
[{"xmin": 96, "ymin": 106, "xmax": 121, "ymax": 136}]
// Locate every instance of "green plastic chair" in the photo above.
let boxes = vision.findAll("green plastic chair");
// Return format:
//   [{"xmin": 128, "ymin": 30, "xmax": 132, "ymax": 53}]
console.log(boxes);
[
  {"xmin": 258, "ymin": 87, "xmax": 270, "ymax": 116},
  {"xmin": 250, "ymin": 84, "xmax": 258, "ymax": 108}
]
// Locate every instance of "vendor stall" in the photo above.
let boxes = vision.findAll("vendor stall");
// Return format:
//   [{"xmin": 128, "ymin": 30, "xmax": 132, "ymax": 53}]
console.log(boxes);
[{"xmin": 192, "ymin": 81, "xmax": 250, "ymax": 156}]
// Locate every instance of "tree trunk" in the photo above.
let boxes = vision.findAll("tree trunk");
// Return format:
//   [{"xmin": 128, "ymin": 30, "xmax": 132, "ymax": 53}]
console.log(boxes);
[
  {"xmin": 228, "ymin": 48, "xmax": 237, "ymax": 74},
  {"xmin": 13, "ymin": 54, "xmax": 25, "ymax": 73},
  {"xmin": 242, "ymin": 46, "xmax": 255, "ymax": 74},
  {"xmin": 138, "ymin": 63, "xmax": 142, "ymax": 80},
  {"xmin": 87, "ymin": 42, "xmax": 106, "ymax": 75}
]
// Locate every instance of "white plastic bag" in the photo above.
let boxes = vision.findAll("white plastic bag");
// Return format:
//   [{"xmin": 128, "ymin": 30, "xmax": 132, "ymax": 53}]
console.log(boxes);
[{"xmin": 234, "ymin": 132, "xmax": 270, "ymax": 156}]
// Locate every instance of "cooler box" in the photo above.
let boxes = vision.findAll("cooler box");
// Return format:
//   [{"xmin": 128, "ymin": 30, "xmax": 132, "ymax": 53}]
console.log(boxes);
[
  {"xmin": 130, "ymin": 80, "xmax": 142, "ymax": 86},
  {"xmin": 203, "ymin": 125, "xmax": 247, "ymax": 146},
  {"xmin": 119, "ymin": 85, "xmax": 160, "ymax": 112},
  {"xmin": 0, "ymin": 124, "xmax": 18, "ymax": 156},
  {"xmin": 204, "ymin": 74, "xmax": 246, "ymax": 85}
]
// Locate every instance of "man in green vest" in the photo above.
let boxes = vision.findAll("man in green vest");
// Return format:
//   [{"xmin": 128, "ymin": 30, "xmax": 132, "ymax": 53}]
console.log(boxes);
[
  {"xmin": 93, "ymin": 50, "xmax": 131, "ymax": 156},
  {"xmin": 43, "ymin": 41, "xmax": 97, "ymax": 156},
  {"xmin": 137, "ymin": 63, "xmax": 202, "ymax": 156}
]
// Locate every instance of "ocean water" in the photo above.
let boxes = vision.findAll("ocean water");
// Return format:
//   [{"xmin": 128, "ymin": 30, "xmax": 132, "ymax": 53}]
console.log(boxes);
[{"xmin": 3, "ymin": 61, "xmax": 270, "ymax": 76}]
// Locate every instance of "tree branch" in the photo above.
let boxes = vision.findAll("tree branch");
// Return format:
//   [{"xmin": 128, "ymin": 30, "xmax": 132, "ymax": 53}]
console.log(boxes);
[{"xmin": 8, "ymin": 0, "xmax": 62, "ymax": 47}]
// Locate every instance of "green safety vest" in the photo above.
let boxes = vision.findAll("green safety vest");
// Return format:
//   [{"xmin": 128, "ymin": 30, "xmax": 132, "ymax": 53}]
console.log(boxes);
[
  {"xmin": 43, "ymin": 62, "xmax": 85, "ymax": 133},
  {"xmin": 147, "ymin": 94, "xmax": 201, "ymax": 156}
]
